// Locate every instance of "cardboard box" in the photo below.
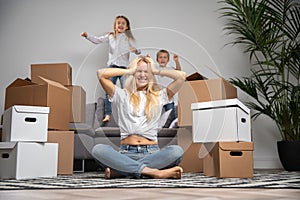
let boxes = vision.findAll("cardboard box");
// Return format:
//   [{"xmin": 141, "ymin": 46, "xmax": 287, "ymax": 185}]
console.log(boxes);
[
  {"xmin": 65, "ymin": 86, "xmax": 86, "ymax": 123},
  {"xmin": 191, "ymin": 98, "xmax": 251, "ymax": 142},
  {"xmin": 2, "ymin": 105, "xmax": 49, "ymax": 142},
  {"xmin": 47, "ymin": 131, "xmax": 74, "ymax": 175},
  {"xmin": 178, "ymin": 78, "xmax": 237, "ymax": 126},
  {"xmin": 177, "ymin": 127, "xmax": 203, "ymax": 172},
  {"xmin": 5, "ymin": 77, "xmax": 71, "ymax": 130},
  {"xmin": 0, "ymin": 142, "xmax": 58, "ymax": 179},
  {"xmin": 203, "ymin": 142, "xmax": 254, "ymax": 178},
  {"xmin": 31, "ymin": 63, "xmax": 72, "ymax": 85}
]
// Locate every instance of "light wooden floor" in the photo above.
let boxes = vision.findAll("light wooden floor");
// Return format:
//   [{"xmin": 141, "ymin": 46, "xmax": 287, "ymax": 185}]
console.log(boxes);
[{"xmin": 1, "ymin": 188, "xmax": 299, "ymax": 200}]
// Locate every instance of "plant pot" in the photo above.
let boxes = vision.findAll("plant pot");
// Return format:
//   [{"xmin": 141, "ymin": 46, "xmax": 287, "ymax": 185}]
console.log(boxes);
[{"xmin": 277, "ymin": 140, "xmax": 300, "ymax": 171}]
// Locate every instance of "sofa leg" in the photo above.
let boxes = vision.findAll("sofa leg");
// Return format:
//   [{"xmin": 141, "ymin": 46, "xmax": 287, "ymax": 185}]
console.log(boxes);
[
  {"xmin": 74, "ymin": 159, "xmax": 102, "ymax": 172},
  {"xmin": 81, "ymin": 159, "xmax": 85, "ymax": 173},
  {"xmin": 73, "ymin": 159, "xmax": 85, "ymax": 173}
]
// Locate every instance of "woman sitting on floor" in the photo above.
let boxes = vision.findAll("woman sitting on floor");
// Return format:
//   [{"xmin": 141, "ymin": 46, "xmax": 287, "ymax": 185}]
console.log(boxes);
[{"xmin": 92, "ymin": 56, "xmax": 186, "ymax": 179}]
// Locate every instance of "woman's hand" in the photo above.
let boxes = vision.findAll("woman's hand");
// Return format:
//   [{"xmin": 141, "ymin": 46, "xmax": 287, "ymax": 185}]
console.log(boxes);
[
  {"xmin": 127, "ymin": 57, "xmax": 140, "ymax": 75},
  {"xmin": 146, "ymin": 56, "xmax": 159, "ymax": 75}
]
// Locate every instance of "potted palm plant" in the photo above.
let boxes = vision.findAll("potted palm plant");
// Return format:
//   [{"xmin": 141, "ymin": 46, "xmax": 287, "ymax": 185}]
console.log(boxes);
[{"xmin": 218, "ymin": 0, "xmax": 300, "ymax": 171}]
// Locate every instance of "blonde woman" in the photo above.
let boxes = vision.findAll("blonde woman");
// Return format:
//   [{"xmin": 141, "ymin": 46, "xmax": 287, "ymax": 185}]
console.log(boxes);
[
  {"xmin": 81, "ymin": 15, "xmax": 140, "ymax": 122},
  {"xmin": 92, "ymin": 56, "xmax": 186, "ymax": 179}
]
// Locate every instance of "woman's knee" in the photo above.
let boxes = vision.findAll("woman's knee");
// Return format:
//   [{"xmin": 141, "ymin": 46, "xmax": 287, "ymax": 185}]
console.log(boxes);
[
  {"xmin": 167, "ymin": 145, "xmax": 184, "ymax": 158},
  {"xmin": 92, "ymin": 144, "xmax": 112, "ymax": 157}
]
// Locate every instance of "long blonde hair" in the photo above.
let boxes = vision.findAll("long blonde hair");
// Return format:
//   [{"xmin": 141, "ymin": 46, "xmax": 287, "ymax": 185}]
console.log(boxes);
[{"xmin": 124, "ymin": 56, "xmax": 161, "ymax": 121}]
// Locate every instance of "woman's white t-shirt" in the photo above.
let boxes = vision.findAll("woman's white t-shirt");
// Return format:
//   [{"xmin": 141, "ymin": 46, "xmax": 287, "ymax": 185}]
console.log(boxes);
[{"xmin": 112, "ymin": 86, "xmax": 170, "ymax": 142}]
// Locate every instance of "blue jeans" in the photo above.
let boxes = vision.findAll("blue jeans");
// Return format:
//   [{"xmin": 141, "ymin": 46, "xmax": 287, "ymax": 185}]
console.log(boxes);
[
  {"xmin": 163, "ymin": 102, "xmax": 175, "ymax": 127},
  {"xmin": 104, "ymin": 65, "xmax": 126, "ymax": 116},
  {"xmin": 92, "ymin": 144, "xmax": 183, "ymax": 178}
]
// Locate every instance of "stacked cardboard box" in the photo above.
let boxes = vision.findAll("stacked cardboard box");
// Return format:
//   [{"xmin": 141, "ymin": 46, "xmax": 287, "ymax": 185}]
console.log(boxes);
[
  {"xmin": 178, "ymin": 75, "xmax": 237, "ymax": 127},
  {"xmin": 0, "ymin": 105, "xmax": 58, "ymax": 179},
  {"xmin": 191, "ymin": 98, "xmax": 251, "ymax": 143},
  {"xmin": 5, "ymin": 77, "xmax": 71, "ymax": 130},
  {"xmin": 178, "ymin": 73, "xmax": 254, "ymax": 178},
  {"xmin": 2, "ymin": 62, "xmax": 85, "ymax": 175},
  {"xmin": 30, "ymin": 63, "xmax": 86, "ymax": 124},
  {"xmin": 202, "ymin": 142, "xmax": 254, "ymax": 178},
  {"xmin": 177, "ymin": 73, "xmax": 237, "ymax": 173},
  {"xmin": 191, "ymin": 99, "xmax": 253, "ymax": 178}
]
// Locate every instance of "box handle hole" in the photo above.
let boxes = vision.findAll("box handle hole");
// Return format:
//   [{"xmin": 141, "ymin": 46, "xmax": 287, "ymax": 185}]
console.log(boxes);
[
  {"xmin": 241, "ymin": 118, "xmax": 246, "ymax": 123},
  {"xmin": 2, "ymin": 153, "xmax": 10, "ymax": 159},
  {"xmin": 25, "ymin": 117, "xmax": 37, "ymax": 122},
  {"xmin": 230, "ymin": 151, "xmax": 243, "ymax": 156}
]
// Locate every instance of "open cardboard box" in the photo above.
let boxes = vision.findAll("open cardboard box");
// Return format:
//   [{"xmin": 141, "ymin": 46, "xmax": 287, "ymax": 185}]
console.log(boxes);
[
  {"xmin": 178, "ymin": 74, "xmax": 237, "ymax": 127},
  {"xmin": 5, "ymin": 77, "xmax": 71, "ymax": 130}
]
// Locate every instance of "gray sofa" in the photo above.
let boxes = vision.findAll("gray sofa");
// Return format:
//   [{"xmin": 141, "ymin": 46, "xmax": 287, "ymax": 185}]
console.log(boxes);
[{"xmin": 70, "ymin": 97, "xmax": 178, "ymax": 171}]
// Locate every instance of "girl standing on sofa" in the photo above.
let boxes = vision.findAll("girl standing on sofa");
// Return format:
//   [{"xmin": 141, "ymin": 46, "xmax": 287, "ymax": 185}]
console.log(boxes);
[
  {"xmin": 93, "ymin": 56, "xmax": 186, "ymax": 179},
  {"xmin": 81, "ymin": 15, "xmax": 140, "ymax": 122}
]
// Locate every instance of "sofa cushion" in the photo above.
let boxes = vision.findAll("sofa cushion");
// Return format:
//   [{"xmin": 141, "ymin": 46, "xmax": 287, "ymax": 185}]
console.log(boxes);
[
  {"xmin": 157, "ymin": 128, "xmax": 178, "ymax": 137},
  {"xmin": 94, "ymin": 127, "xmax": 177, "ymax": 138},
  {"xmin": 69, "ymin": 123, "xmax": 95, "ymax": 137},
  {"xmin": 94, "ymin": 127, "xmax": 121, "ymax": 137}
]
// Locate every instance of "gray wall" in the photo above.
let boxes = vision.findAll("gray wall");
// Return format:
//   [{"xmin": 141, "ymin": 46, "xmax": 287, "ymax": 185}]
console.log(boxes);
[{"xmin": 0, "ymin": 0, "xmax": 283, "ymax": 169}]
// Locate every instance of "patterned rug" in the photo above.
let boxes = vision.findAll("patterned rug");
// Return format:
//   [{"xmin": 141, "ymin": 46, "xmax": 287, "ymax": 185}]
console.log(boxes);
[{"xmin": 0, "ymin": 170, "xmax": 300, "ymax": 190}]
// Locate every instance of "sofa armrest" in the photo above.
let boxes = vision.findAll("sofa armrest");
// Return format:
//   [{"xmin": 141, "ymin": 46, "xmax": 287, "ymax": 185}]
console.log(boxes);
[{"xmin": 158, "ymin": 128, "xmax": 178, "ymax": 137}]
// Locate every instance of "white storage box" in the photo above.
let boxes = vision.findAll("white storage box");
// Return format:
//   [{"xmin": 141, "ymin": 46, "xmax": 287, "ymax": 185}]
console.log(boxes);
[
  {"xmin": 2, "ymin": 105, "xmax": 49, "ymax": 142},
  {"xmin": 0, "ymin": 142, "xmax": 58, "ymax": 179},
  {"xmin": 191, "ymin": 98, "xmax": 251, "ymax": 142}
]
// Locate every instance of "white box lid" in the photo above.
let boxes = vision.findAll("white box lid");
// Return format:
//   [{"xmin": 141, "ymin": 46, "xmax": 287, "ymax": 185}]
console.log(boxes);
[
  {"xmin": 12, "ymin": 105, "xmax": 50, "ymax": 114},
  {"xmin": 191, "ymin": 98, "xmax": 250, "ymax": 114}
]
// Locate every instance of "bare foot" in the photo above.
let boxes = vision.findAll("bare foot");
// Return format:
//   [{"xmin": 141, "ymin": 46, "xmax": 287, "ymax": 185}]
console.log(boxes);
[
  {"xmin": 143, "ymin": 166, "xmax": 183, "ymax": 179},
  {"xmin": 104, "ymin": 167, "xmax": 123, "ymax": 179},
  {"xmin": 104, "ymin": 167, "xmax": 111, "ymax": 179},
  {"xmin": 102, "ymin": 115, "xmax": 110, "ymax": 122}
]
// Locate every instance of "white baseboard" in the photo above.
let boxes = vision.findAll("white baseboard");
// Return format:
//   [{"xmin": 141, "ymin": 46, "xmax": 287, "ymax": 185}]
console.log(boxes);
[{"xmin": 254, "ymin": 156, "xmax": 283, "ymax": 169}]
